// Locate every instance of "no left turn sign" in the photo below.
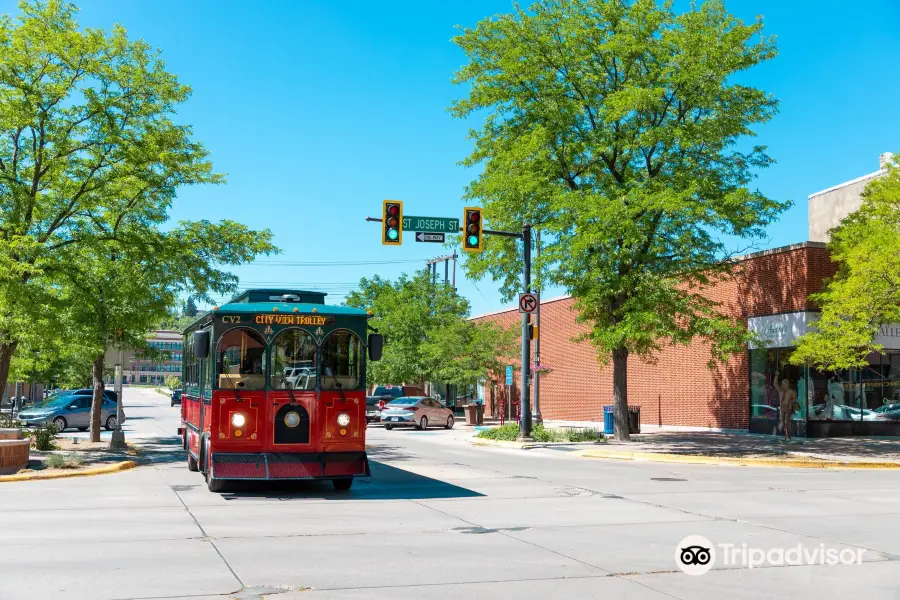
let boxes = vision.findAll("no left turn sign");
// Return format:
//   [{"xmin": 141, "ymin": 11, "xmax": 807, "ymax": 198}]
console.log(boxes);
[{"xmin": 518, "ymin": 293, "xmax": 538, "ymax": 314}]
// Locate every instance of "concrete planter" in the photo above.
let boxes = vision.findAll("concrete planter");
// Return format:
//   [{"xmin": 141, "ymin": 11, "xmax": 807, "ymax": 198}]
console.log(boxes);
[{"xmin": 0, "ymin": 429, "xmax": 29, "ymax": 474}]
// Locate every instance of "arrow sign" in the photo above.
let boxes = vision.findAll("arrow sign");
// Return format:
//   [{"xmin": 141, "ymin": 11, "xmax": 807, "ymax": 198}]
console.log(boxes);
[
  {"xmin": 518, "ymin": 292, "xmax": 538, "ymax": 314},
  {"xmin": 415, "ymin": 232, "xmax": 445, "ymax": 243}
]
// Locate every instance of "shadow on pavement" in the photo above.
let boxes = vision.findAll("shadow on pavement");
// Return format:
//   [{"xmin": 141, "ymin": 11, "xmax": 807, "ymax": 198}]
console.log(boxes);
[{"xmin": 208, "ymin": 461, "xmax": 484, "ymax": 501}]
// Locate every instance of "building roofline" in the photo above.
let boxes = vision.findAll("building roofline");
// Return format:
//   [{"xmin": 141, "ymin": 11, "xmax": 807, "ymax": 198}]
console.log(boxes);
[
  {"xmin": 808, "ymin": 169, "xmax": 885, "ymax": 200},
  {"xmin": 469, "ymin": 294, "xmax": 573, "ymax": 320},
  {"xmin": 469, "ymin": 242, "xmax": 827, "ymax": 320}
]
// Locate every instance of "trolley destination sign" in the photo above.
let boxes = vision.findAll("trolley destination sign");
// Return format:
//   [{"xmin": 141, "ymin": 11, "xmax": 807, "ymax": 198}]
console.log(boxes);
[{"xmin": 403, "ymin": 216, "xmax": 459, "ymax": 233}]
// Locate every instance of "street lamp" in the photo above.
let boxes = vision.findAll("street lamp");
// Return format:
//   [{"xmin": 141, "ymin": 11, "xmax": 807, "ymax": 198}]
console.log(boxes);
[{"xmin": 110, "ymin": 349, "xmax": 126, "ymax": 450}]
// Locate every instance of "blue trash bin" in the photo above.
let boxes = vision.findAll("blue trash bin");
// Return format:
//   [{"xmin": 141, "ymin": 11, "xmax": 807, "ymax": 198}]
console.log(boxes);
[{"xmin": 603, "ymin": 405, "xmax": 614, "ymax": 435}]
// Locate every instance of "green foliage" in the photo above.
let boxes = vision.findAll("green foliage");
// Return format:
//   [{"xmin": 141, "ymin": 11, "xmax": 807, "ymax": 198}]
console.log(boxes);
[
  {"xmin": 792, "ymin": 161, "xmax": 900, "ymax": 370},
  {"xmin": 476, "ymin": 423, "xmax": 603, "ymax": 442},
  {"xmin": 165, "ymin": 375, "xmax": 181, "ymax": 390},
  {"xmin": 346, "ymin": 271, "xmax": 516, "ymax": 386},
  {"xmin": 0, "ymin": 1, "xmax": 279, "ymax": 421},
  {"xmin": 31, "ymin": 422, "xmax": 58, "ymax": 451},
  {"xmin": 452, "ymin": 0, "xmax": 787, "ymax": 439},
  {"xmin": 45, "ymin": 452, "xmax": 84, "ymax": 469},
  {"xmin": 476, "ymin": 423, "xmax": 520, "ymax": 441}
]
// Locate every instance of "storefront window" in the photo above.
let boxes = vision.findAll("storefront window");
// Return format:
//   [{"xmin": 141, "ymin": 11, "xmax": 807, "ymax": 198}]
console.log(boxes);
[
  {"xmin": 271, "ymin": 329, "xmax": 317, "ymax": 390},
  {"xmin": 749, "ymin": 348, "xmax": 805, "ymax": 424},
  {"xmin": 320, "ymin": 330, "xmax": 362, "ymax": 390},
  {"xmin": 216, "ymin": 328, "xmax": 266, "ymax": 390}
]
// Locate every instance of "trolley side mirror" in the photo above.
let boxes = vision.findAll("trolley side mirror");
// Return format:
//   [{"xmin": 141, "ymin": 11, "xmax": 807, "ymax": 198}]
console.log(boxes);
[
  {"xmin": 368, "ymin": 333, "xmax": 384, "ymax": 361},
  {"xmin": 194, "ymin": 330, "xmax": 210, "ymax": 360}
]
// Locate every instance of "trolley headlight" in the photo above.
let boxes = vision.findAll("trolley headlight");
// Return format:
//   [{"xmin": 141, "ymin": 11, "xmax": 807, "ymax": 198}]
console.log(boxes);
[
  {"xmin": 231, "ymin": 413, "xmax": 246, "ymax": 428},
  {"xmin": 284, "ymin": 411, "xmax": 301, "ymax": 428},
  {"xmin": 337, "ymin": 412, "xmax": 351, "ymax": 427}
]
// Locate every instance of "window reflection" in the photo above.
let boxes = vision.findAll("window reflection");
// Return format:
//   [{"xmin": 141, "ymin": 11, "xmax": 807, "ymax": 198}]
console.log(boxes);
[
  {"xmin": 216, "ymin": 328, "xmax": 266, "ymax": 390},
  {"xmin": 321, "ymin": 331, "xmax": 362, "ymax": 390},
  {"xmin": 271, "ymin": 329, "xmax": 317, "ymax": 390}
]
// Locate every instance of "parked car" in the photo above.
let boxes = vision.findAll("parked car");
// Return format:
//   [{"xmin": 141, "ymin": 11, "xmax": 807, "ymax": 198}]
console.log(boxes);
[
  {"xmin": 17, "ymin": 392, "xmax": 125, "ymax": 432},
  {"xmin": 381, "ymin": 397, "xmax": 455, "ymax": 431},
  {"xmin": 171, "ymin": 389, "xmax": 182, "ymax": 407}
]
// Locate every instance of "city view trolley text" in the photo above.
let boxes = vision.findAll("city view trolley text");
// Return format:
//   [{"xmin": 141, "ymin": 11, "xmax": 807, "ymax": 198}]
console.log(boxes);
[{"xmin": 177, "ymin": 289, "xmax": 383, "ymax": 493}]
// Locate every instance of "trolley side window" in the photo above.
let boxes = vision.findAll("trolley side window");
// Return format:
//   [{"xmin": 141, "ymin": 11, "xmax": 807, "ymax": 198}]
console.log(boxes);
[
  {"xmin": 320, "ymin": 330, "xmax": 363, "ymax": 390},
  {"xmin": 271, "ymin": 329, "xmax": 317, "ymax": 390},
  {"xmin": 216, "ymin": 328, "xmax": 266, "ymax": 390}
]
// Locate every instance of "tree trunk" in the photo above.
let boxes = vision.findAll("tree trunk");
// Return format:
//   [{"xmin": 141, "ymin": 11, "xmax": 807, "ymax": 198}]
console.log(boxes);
[
  {"xmin": 0, "ymin": 340, "xmax": 19, "ymax": 401},
  {"xmin": 90, "ymin": 353, "xmax": 105, "ymax": 442},
  {"xmin": 612, "ymin": 346, "xmax": 630, "ymax": 441}
]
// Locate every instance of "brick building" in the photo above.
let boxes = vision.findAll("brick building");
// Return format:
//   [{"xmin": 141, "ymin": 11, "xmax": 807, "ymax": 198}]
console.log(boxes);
[{"xmin": 472, "ymin": 154, "xmax": 900, "ymax": 437}]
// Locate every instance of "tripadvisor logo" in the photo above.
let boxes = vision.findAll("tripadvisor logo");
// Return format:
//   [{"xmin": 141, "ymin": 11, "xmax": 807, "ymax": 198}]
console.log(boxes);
[{"xmin": 675, "ymin": 535, "xmax": 865, "ymax": 575}]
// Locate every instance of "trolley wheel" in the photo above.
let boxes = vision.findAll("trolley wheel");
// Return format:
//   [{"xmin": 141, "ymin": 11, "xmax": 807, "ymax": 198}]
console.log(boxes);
[
  {"xmin": 332, "ymin": 478, "xmax": 353, "ymax": 492},
  {"xmin": 187, "ymin": 452, "xmax": 199, "ymax": 472},
  {"xmin": 384, "ymin": 424, "xmax": 393, "ymax": 431},
  {"xmin": 417, "ymin": 416, "xmax": 428, "ymax": 430},
  {"xmin": 206, "ymin": 474, "xmax": 228, "ymax": 493}
]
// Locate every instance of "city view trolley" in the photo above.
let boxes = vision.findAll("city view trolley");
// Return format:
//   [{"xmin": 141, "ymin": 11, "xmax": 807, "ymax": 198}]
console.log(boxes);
[{"xmin": 178, "ymin": 289, "xmax": 383, "ymax": 493}]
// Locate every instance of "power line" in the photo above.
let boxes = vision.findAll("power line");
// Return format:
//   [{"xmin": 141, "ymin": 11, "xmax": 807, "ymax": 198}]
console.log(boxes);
[{"xmin": 248, "ymin": 259, "xmax": 423, "ymax": 267}]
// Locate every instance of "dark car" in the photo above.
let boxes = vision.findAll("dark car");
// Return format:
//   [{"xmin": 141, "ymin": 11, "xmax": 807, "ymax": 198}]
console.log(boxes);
[
  {"xmin": 366, "ymin": 386, "xmax": 407, "ymax": 423},
  {"xmin": 171, "ymin": 389, "xmax": 182, "ymax": 407}
]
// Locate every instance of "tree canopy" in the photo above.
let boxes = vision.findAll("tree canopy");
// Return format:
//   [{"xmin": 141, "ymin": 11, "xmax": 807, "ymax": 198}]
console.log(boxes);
[
  {"xmin": 345, "ymin": 272, "xmax": 515, "ymax": 387},
  {"xmin": 792, "ymin": 161, "xmax": 900, "ymax": 370},
  {"xmin": 452, "ymin": 0, "xmax": 787, "ymax": 438}
]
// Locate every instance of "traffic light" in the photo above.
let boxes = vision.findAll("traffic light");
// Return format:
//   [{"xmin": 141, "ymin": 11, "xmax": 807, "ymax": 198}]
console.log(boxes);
[
  {"xmin": 463, "ymin": 207, "xmax": 483, "ymax": 252},
  {"xmin": 382, "ymin": 200, "xmax": 403, "ymax": 245}
]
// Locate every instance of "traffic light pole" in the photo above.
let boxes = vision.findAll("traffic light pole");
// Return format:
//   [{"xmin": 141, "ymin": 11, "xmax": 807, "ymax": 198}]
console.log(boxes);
[
  {"xmin": 519, "ymin": 224, "xmax": 533, "ymax": 441},
  {"xmin": 365, "ymin": 215, "xmax": 534, "ymax": 439}
]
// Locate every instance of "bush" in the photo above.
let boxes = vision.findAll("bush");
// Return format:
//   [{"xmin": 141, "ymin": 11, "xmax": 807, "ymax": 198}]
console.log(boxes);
[
  {"xmin": 165, "ymin": 375, "xmax": 181, "ymax": 390},
  {"xmin": 476, "ymin": 424, "xmax": 603, "ymax": 443},
  {"xmin": 31, "ymin": 423, "xmax": 59, "ymax": 451},
  {"xmin": 475, "ymin": 423, "xmax": 520, "ymax": 441},
  {"xmin": 45, "ymin": 453, "xmax": 85, "ymax": 469}
]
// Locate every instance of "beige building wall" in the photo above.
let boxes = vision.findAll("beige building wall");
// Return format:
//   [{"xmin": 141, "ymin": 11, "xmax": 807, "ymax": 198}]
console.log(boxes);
[{"xmin": 808, "ymin": 152, "xmax": 893, "ymax": 242}]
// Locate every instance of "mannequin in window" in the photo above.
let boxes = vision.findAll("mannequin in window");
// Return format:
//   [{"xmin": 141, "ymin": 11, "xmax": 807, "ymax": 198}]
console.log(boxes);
[{"xmin": 774, "ymin": 371, "xmax": 799, "ymax": 441}]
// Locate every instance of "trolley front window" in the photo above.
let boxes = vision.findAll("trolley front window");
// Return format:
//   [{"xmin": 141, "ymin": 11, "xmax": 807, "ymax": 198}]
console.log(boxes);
[
  {"xmin": 271, "ymin": 329, "xmax": 317, "ymax": 390},
  {"xmin": 321, "ymin": 330, "xmax": 362, "ymax": 390},
  {"xmin": 216, "ymin": 328, "xmax": 266, "ymax": 390}
]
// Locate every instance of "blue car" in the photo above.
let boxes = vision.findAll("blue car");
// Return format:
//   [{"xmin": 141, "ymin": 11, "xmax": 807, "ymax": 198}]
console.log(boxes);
[{"xmin": 17, "ymin": 390, "xmax": 124, "ymax": 432}]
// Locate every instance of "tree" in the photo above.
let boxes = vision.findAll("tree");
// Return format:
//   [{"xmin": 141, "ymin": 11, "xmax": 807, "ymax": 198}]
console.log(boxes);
[
  {"xmin": 345, "ymin": 272, "xmax": 515, "ymax": 388},
  {"xmin": 183, "ymin": 297, "xmax": 199, "ymax": 318},
  {"xmin": 56, "ymin": 219, "xmax": 276, "ymax": 441},
  {"xmin": 792, "ymin": 161, "xmax": 900, "ymax": 370},
  {"xmin": 0, "ymin": 0, "xmax": 223, "ymax": 396},
  {"xmin": 452, "ymin": 0, "xmax": 788, "ymax": 439}
]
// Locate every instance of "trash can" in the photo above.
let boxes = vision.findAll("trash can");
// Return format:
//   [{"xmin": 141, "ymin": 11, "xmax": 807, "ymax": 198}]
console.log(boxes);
[
  {"xmin": 464, "ymin": 404, "xmax": 478, "ymax": 425},
  {"xmin": 603, "ymin": 405, "xmax": 614, "ymax": 435},
  {"xmin": 628, "ymin": 406, "xmax": 641, "ymax": 434}
]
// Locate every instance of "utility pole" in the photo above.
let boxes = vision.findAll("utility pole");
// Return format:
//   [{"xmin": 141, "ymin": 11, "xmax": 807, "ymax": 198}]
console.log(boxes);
[
  {"xmin": 533, "ymin": 229, "xmax": 542, "ymax": 426},
  {"xmin": 452, "ymin": 251, "xmax": 457, "ymax": 291}
]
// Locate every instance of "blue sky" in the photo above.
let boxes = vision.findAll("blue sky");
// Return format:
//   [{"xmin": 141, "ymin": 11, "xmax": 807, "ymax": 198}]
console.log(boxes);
[{"xmin": 4, "ymin": 0, "xmax": 899, "ymax": 315}]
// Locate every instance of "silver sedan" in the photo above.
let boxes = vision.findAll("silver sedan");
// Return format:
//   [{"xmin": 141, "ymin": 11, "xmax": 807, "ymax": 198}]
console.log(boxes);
[{"xmin": 380, "ymin": 397, "xmax": 455, "ymax": 431}]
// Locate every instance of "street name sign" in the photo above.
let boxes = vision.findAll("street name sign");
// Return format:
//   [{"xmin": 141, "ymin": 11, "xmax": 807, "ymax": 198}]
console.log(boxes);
[
  {"xmin": 404, "ymin": 216, "xmax": 459, "ymax": 233},
  {"xmin": 518, "ymin": 292, "xmax": 538, "ymax": 314},
  {"xmin": 415, "ymin": 232, "xmax": 445, "ymax": 243}
]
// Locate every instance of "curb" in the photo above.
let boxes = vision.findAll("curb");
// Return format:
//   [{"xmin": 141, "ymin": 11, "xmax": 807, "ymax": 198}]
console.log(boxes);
[
  {"xmin": 579, "ymin": 449, "xmax": 900, "ymax": 469},
  {"xmin": 0, "ymin": 460, "xmax": 137, "ymax": 482},
  {"xmin": 471, "ymin": 438, "xmax": 606, "ymax": 450}
]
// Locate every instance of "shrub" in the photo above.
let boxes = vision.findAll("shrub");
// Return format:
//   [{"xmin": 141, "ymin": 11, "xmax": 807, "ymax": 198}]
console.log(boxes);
[
  {"xmin": 31, "ymin": 423, "xmax": 59, "ymax": 451},
  {"xmin": 475, "ymin": 423, "xmax": 520, "ymax": 441},
  {"xmin": 567, "ymin": 428, "xmax": 602, "ymax": 442},
  {"xmin": 45, "ymin": 453, "xmax": 85, "ymax": 469}
]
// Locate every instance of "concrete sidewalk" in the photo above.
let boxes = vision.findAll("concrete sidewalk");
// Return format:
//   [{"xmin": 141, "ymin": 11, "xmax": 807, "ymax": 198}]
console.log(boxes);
[{"xmin": 599, "ymin": 430, "xmax": 900, "ymax": 464}]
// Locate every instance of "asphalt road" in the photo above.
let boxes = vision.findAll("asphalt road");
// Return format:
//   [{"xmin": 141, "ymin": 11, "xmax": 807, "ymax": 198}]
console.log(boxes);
[{"xmin": 3, "ymin": 387, "xmax": 900, "ymax": 600}]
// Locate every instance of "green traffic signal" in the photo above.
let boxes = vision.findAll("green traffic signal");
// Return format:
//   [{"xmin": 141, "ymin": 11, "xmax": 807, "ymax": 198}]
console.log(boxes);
[
  {"xmin": 467, "ymin": 235, "xmax": 478, "ymax": 246},
  {"xmin": 388, "ymin": 229, "xmax": 399, "ymax": 241}
]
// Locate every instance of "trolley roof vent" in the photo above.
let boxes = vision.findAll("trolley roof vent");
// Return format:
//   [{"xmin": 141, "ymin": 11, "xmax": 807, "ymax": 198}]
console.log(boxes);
[{"xmin": 229, "ymin": 289, "xmax": 327, "ymax": 305}]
